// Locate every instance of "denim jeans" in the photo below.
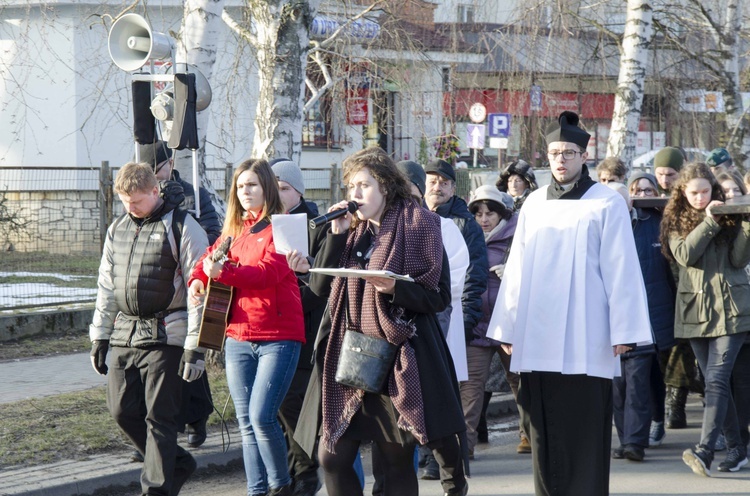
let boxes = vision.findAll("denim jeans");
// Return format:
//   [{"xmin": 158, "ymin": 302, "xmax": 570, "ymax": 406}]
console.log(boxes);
[
  {"xmin": 225, "ymin": 338, "xmax": 301, "ymax": 494},
  {"xmin": 690, "ymin": 333, "xmax": 747, "ymax": 451}
]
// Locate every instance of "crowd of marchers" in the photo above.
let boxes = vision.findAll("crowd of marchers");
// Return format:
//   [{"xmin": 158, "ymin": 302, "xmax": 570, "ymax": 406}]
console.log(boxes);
[{"xmin": 86, "ymin": 113, "xmax": 749, "ymax": 496}]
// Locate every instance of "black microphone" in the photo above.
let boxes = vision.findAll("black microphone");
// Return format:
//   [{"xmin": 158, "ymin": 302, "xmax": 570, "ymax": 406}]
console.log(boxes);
[{"xmin": 309, "ymin": 201, "xmax": 359, "ymax": 229}]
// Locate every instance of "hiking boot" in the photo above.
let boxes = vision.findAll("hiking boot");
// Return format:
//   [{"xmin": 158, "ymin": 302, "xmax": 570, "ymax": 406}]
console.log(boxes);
[
  {"xmin": 187, "ymin": 417, "xmax": 208, "ymax": 448},
  {"xmin": 666, "ymin": 387, "xmax": 688, "ymax": 429},
  {"xmin": 717, "ymin": 446, "xmax": 749, "ymax": 472},
  {"xmin": 623, "ymin": 444, "xmax": 645, "ymax": 462},
  {"xmin": 682, "ymin": 444, "xmax": 713, "ymax": 477},
  {"xmin": 516, "ymin": 435, "xmax": 531, "ymax": 454},
  {"xmin": 419, "ymin": 454, "xmax": 440, "ymax": 480},
  {"xmin": 649, "ymin": 421, "xmax": 665, "ymax": 447}
]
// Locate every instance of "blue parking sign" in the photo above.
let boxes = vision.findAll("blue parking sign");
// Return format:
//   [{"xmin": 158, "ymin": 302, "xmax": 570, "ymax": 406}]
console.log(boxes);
[{"xmin": 488, "ymin": 113, "xmax": 511, "ymax": 138}]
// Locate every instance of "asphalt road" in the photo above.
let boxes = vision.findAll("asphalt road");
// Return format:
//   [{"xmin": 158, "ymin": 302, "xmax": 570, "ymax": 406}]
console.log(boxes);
[{"xmin": 177, "ymin": 404, "xmax": 750, "ymax": 496}]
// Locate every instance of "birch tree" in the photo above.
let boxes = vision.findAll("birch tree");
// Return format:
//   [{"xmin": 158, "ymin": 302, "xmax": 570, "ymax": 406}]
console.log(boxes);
[
  {"xmin": 607, "ymin": 0, "xmax": 653, "ymax": 165},
  {"xmin": 172, "ymin": 0, "xmax": 228, "ymax": 214}
]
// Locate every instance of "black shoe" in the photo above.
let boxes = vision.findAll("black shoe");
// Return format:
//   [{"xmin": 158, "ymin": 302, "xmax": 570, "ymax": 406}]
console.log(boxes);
[
  {"xmin": 130, "ymin": 449, "xmax": 144, "ymax": 463},
  {"xmin": 187, "ymin": 418, "xmax": 208, "ymax": 448},
  {"xmin": 292, "ymin": 474, "xmax": 321, "ymax": 496},
  {"xmin": 623, "ymin": 444, "xmax": 645, "ymax": 462},
  {"xmin": 444, "ymin": 482, "xmax": 468, "ymax": 496},
  {"xmin": 682, "ymin": 445, "xmax": 713, "ymax": 477},
  {"xmin": 476, "ymin": 428, "xmax": 489, "ymax": 444},
  {"xmin": 269, "ymin": 485, "xmax": 293, "ymax": 496},
  {"xmin": 419, "ymin": 455, "xmax": 440, "ymax": 480},
  {"xmin": 717, "ymin": 447, "xmax": 749, "ymax": 472},
  {"xmin": 170, "ymin": 452, "xmax": 197, "ymax": 496},
  {"xmin": 612, "ymin": 446, "xmax": 625, "ymax": 459}
]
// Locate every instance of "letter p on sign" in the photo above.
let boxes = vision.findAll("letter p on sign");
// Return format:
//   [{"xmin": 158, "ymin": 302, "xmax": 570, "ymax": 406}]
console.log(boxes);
[{"xmin": 488, "ymin": 113, "xmax": 511, "ymax": 138}]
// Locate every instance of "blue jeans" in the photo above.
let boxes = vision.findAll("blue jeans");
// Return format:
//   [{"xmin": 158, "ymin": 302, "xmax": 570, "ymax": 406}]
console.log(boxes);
[
  {"xmin": 225, "ymin": 338, "xmax": 301, "ymax": 494},
  {"xmin": 690, "ymin": 333, "xmax": 747, "ymax": 451}
]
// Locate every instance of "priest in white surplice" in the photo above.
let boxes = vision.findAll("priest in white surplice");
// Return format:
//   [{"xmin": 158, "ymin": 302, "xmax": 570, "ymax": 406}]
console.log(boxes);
[{"xmin": 487, "ymin": 111, "xmax": 653, "ymax": 496}]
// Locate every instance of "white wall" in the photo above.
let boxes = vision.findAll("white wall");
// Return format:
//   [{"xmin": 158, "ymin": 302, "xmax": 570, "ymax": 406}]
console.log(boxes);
[{"xmin": 433, "ymin": 0, "xmax": 520, "ymax": 24}]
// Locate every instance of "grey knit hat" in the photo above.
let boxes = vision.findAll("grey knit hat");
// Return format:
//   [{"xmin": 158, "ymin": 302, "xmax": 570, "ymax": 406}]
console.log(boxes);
[{"xmin": 272, "ymin": 160, "xmax": 305, "ymax": 195}]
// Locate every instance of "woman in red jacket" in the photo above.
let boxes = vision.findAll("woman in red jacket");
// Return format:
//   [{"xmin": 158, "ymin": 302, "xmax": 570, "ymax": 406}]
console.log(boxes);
[{"xmin": 189, "ymin": 158, "xmax": 304, "ymax": 496}]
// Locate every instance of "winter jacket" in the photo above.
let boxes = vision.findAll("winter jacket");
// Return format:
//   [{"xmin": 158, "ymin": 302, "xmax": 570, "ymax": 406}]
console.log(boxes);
[
  {"xmin": 190, "ymin": 216, "xmax": 305, "ymax": 344},
  {"xmin": 294, "ymin": 232, "xmax": 466, "ymax": 456},
  {"xmin": 632, "ymin": 208, "xmax": 676, "ymax": 352},
  {"xmin": 434, "ymin": 196, "xmax": 488, "ymax": 339},
  {"xmin": 171, "ymin": 170, "xmax": 223, "ymax": 245},
  {"xmin": 289, "ymin": 199, "xmax": 329, "ymax": 370},
  {"xmin": 89, "ymin": 182, "xmax": 209, "ymax": 350},
  {"xmin": 670, "ymin": 216, "xmax": 750, "ymax": 339},
  {"xmin": 471, "ymin": 214, "xmax": 518, "ymax": 347}
]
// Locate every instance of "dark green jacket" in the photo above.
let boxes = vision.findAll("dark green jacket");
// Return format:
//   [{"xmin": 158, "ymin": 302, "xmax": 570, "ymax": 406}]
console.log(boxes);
[{"xmin": 670, "ymin": 216, "xmax": 750, "ymax": 338}]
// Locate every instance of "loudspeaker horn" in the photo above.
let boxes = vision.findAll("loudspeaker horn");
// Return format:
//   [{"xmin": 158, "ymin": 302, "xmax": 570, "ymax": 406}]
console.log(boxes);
[
  {"xmin": 108, "ymin": 13, "xmax": 173, "ymax": 72},
  {"xmin": 150, "ymin": 65, "xmax": 212, "ymax": 121}
]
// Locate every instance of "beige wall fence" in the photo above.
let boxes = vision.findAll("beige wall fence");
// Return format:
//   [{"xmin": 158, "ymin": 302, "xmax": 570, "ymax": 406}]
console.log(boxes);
[{"xmin": 1, "ymin": 164, "xmax": 343, "ymax": 311}]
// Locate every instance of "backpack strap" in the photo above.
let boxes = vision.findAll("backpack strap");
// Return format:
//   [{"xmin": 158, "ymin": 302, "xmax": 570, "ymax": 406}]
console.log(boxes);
[{"xmin": 170, "ymin": 208, "xmax": 188, "ymax": 263}]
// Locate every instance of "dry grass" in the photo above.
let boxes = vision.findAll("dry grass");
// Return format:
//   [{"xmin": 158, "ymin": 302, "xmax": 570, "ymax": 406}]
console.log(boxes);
[{"xmin": 0, "ymin": 363, "xmax": 235, "ymax": 469}]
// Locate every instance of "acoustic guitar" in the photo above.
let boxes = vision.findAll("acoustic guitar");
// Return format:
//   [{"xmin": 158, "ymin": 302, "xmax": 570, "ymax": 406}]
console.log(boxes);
[{"xmin": 197, "ymin": 236, "xmax": 233, "ymax": 352}]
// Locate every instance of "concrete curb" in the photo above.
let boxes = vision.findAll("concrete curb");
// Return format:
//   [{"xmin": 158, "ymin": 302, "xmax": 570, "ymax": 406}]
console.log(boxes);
[{"xmin": 1, "ymin": 428, "xmax": 243, "ymax": 496}]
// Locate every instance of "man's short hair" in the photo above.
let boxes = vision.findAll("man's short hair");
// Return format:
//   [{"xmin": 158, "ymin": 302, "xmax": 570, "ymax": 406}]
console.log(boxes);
[
  {"xmin": 115, "ymin": 162, "xmax": 158, "ymax": 195},
  {"xmin": 596, "ymin": 157, "xmax": 627, "ymax": 180}
]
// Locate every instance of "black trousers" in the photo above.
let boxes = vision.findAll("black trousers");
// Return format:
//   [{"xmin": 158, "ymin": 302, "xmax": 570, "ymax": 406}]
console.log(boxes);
[
  {"xmin": 613, "ymin": 354, "xmax": 652, "ymax": 448},
  {"xmin": 177, "ymin": 372, "xmax": 213, "ymax": 430},
  {"xmin": 519, "ymin": 371, "xmax": 612, "ymax": 496},
  {"xmin": 107, "ymin": 345, "xmax": 192, "ymax": 496},
  {"xmin": 278, "ymin": 367, "xmax": 319, "ymax": 482}
]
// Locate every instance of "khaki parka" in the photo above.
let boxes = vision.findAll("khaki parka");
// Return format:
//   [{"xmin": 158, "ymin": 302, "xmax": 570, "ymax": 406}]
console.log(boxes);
[{"xmin": 669, "ymin": 216, "xmax": 750, "ymax": 338}]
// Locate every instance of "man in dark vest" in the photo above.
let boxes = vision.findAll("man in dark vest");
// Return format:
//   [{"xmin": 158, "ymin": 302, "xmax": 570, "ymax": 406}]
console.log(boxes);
[
  {"xmin": 90, "ymin": 162, "xmax": 209, "ymax": 495},
  {"xmin": 139, "ymin": 141, "xmax": 221, "ymax": 450}
]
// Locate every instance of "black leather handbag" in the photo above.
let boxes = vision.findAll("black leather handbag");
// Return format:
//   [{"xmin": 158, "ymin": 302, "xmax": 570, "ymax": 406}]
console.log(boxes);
[{"xmin": 335, "ymin": 330, "xmax": 397, "ymax": 393}]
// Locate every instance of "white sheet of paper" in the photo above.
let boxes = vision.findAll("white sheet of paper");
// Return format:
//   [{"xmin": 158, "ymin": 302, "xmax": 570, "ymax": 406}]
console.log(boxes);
[
  {"xmin": 271, "ymin": 214, "xmax": 309, "ymax": 258},
  {"xmin": 309, "ymin": 268, "xmax": 414, "ymax": 282}
]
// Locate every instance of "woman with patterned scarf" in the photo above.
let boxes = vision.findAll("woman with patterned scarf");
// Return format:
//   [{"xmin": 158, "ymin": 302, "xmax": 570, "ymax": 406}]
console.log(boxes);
[{"xmin": 296, "ymin": 147, "xmax": 467, "ymax": 496}]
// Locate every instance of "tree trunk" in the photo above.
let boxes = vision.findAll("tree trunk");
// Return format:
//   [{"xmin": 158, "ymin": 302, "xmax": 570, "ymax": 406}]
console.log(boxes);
[
  {"xmin": 248, "ymin": 0, "xmax": 321, "ymax": 162},
  {"xmin": 173, "ymin": 0, "xmax": 228, "ymax": 217},
  {"xmin": 719, "ymin": 0, "xmax": 747, "ymax": 167},
  {"xmin": 607, "ymin": 0, "xmax": 653, "ymax": 167}
]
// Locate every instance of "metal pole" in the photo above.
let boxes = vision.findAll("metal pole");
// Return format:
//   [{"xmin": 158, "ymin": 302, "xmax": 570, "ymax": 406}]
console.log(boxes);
[
  {"xmin": 192, "ymin": 149, "xmax": 200, "ymax": 219},
  {"xmin": 99, "ymin": 161, "xmax": 112, "ymax": 253},
  {"xmin": 473, "ymin": 148, "xmax": 478, "ymax": 168}
]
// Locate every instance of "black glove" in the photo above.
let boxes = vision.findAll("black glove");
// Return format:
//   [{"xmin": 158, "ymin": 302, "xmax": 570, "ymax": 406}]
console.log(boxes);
[
  {"xmin": 179, "ymin": 350, "xmax": 206, "ymax": 382},
  {"xmin": 90, "ymin": 340, "xmax": 109, "ymax": 376}
]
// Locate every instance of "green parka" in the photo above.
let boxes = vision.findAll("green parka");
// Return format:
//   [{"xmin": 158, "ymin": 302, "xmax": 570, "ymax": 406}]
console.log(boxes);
[{"xmin": 670, "ymin": 216, "xmax": 750, "ymax": 338}]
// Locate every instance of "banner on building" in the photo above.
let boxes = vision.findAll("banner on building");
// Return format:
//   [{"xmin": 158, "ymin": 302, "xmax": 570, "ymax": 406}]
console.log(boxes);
[{"xmin": 345, "ymin": 63, "xmax": 370, "ymax": 125}]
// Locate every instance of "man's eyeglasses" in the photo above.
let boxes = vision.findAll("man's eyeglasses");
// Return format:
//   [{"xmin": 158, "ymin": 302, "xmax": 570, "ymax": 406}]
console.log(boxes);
[{"xmin": 547, "ymin": 150, "xmax": 582, "ymax": 160}]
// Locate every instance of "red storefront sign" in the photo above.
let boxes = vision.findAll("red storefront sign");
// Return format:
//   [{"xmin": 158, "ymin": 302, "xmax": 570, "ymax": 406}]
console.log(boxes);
[
  {"xmin": 444, "ymin": 89, "xmax": 615, "ymax": 120},
  {"xmin": 346, "ymin": 63, "xmax": 370, "ymax": 125},
  {"xmin": 346, "ymin": 96, "xmax": 369, "ymax": 125}
]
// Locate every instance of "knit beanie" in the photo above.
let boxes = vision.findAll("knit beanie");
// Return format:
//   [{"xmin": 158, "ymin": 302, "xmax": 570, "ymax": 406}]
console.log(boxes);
[
  {"xmin": 272, "ymin": 160, "xmax": 305, "ymax": 195},
  {"xmin": 653, "ymin": 147, "xmax": 684, "ymax": 172}
]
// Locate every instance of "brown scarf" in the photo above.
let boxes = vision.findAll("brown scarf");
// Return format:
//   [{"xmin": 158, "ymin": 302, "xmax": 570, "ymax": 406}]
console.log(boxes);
[{"xmin": 321, "ymin": 199, "xmax": 443, "ymax": 452}]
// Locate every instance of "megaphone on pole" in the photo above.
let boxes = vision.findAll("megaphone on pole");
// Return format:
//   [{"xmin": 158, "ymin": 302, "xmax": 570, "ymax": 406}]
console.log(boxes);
[
  {"xmin": 108, "ymin": 13, "xmax": 173, "ymax": 72},
  {"xmin": 150, "ymin": 65, "xmax": 212, "ymax": 121}
]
